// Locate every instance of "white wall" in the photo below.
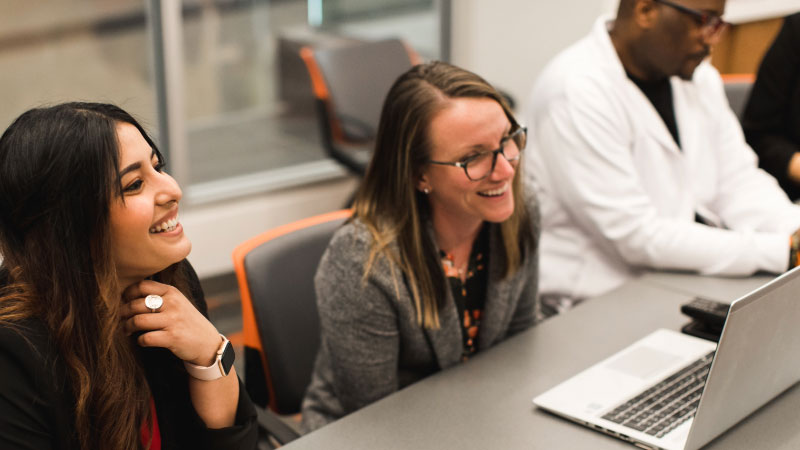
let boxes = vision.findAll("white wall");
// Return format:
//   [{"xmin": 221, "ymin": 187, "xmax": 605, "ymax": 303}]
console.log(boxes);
[
  {"xmin": 448, "ymin": 0, "xmax": 800, "ymax": 108},
  {"xmin": 450, "ymin": 0, "xmax": 618, "ymax": 112},
  {"xmin": 182, "ymin": 176, "xmax": 358, "ymax": 278},
  {"xmin": 725, "ymin": 0, "xmax": 800, "ymax": 23}
]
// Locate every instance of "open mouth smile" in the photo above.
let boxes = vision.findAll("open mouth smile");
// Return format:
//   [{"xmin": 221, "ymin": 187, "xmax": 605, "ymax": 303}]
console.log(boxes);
[
  {"xmin": 478, "ymin": 184, "xmax": 509, "ymax": 198},
  {"xmin": 149, "ymin": 216, "xmax": 179, "ymax": 234}
]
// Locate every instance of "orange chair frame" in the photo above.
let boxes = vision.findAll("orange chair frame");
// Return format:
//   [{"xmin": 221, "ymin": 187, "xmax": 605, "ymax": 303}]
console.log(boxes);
[{"xmin": 232, "ymin": 209, "xmax": 352, "ymax": 413}]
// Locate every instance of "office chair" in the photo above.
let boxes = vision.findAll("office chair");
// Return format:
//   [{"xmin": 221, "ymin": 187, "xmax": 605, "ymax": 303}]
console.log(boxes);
[
  {"xmin": 300, "ymin": 38, "xmax": 420, "ymax": 177},
  {"xmin": 721, "ymin": 73, "xmax": 755, "ymax": 121},
  {"xmin": 232, "ymin": 209, "xmax": 352, "ymax": 446}
]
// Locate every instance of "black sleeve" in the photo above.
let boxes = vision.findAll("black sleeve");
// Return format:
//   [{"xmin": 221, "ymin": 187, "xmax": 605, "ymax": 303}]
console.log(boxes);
[
  {"xmin": 742, "ymin": 13, "xmax": 800, "ymax": 200},
  {"xmin": 146, "ymin": 260, "xmax": 259, "ymax": 449},
  {"xmin": 138, "ymin": 347, "xmax": 259, "ymax": 450},
  {"xmin": 193, "ymin": 378, "xmax": 259, "ymax": 450},
  {"xmin": 0, "ymin": 323, "xmax": 73, "ymax": 449}
]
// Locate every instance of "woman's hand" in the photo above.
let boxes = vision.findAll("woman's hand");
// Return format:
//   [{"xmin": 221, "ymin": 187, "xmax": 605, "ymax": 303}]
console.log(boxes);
[{"xmin": 120, "ymin": 280, "xmax": 221, "ymax": 366}]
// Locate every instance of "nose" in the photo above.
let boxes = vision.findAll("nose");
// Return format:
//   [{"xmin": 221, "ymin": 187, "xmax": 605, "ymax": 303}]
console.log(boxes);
[
  {"xmin": 490, "ymin": 152, "xmax": 516, "ymax": 181},
  {"xmin": 155, "ymin": 172, "xmax": 183, "ymax": 206},
  {"xmin": 701, "ymin": 24, "xmax": 726, "ymax": 46},
  {"xmin": 702, "ymin": 31, "xmax": 720, "ymax": 46}
]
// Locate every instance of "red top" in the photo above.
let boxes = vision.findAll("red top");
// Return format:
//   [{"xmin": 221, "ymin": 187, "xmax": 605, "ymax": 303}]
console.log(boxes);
[{"xmin": 139, "ymin": 397, "xmax": 161, "ymax": 450}]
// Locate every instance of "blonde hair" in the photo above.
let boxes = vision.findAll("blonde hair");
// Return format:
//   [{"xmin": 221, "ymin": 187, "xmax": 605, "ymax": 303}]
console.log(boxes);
[{"xmin": 352, "ymin": 61, "xmax": 533, "ymax": 328}]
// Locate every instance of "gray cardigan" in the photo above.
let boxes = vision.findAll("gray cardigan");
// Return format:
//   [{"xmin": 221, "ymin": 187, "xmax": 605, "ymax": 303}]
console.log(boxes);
[{"xmin": 300, "ymin": 196, "xmax": 540, "ymax": 432}]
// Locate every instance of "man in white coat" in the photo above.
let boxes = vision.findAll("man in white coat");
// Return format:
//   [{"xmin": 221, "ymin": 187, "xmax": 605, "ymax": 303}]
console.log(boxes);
[{"xmin": 525, "ymin": 0, "xmax": 800, "ymax": 314}]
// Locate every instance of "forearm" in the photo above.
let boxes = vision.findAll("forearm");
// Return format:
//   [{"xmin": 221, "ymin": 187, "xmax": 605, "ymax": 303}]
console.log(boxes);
[
  {"xmin": 788, "ymin": 152, "xmax": 800, "ymax": 183},
  {"xmin": 608, "ymin": 218, "xmax": 789, "ymax": 275},
  {"xmin": 189, "ymin": 366, "xmax": 240, "ymax": 429}
]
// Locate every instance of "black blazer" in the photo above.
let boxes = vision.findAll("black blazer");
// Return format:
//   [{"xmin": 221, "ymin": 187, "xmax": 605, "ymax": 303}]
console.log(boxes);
[
  {"xmin": 0, "ymin": 261, "xmax": 258, "ymax": 449},
  {"xmin": 743, "ymin": 12, "xmax": 800, "ymax": 201}
]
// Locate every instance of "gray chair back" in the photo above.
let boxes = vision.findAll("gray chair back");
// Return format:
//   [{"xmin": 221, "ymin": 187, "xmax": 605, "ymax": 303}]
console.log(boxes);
[
  {"xmin": 313, "ymin": 38, "xmax": 415, "ymax": 141},
  {"xmin": 302, "ymin": 38, "xmax": 416, "ymax": 176},
  {"xmin": 241, "ymin": 212, "xmax": 349, "ymax": 413},
  {"xmin": 724, "ymin": 78, "xmax": 754, "ymax": 121}
]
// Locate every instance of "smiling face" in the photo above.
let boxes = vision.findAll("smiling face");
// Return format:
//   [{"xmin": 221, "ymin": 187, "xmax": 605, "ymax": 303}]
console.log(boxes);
[
  {"xmin": 417, "ymin": 97, "xmax": 518, "ymax": 234},
  {"xmin": 109, "ymin": 122, "xmax": 191, "ymax": 287}
]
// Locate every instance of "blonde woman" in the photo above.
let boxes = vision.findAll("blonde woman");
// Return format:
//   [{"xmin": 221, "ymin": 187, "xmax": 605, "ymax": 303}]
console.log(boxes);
[{"xmin": 301, "ymin": 62, "xmax": 540, "ymax": 431}]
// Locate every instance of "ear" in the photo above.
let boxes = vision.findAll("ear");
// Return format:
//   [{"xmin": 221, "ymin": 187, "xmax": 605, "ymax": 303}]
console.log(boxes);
[
  {"xmin": 633, "ymin": 0, "xmax": 659, "ymax": 29},
  {"xmin": 416, "ymin": 173, "xmax": 431, "ymax": 193}
]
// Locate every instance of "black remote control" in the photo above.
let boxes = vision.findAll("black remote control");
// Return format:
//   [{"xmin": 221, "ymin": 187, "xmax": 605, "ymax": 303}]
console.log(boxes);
[{"xmin": 680, "ymin": 297, "xmax": 730, "ymax": 330}]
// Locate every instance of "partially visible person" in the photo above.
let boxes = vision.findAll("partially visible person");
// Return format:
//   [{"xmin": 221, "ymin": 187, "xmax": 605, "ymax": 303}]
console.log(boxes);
[
  {"xmin": 743, "ymin": 12, "xmax": 800, "ymax": 201},
  {"xmin": 0, "ymin": 103, "xmax": 257, "ymax": 449},
  {"xmin": 525, "ymin": 0, "xmax": 800, "ymax": 312},
  {"xmin": 301, "ymin": 61, "xmax": 540, "ymax": 431}
]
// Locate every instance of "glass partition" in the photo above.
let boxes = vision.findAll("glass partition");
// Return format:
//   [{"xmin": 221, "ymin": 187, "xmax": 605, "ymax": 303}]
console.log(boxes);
[
  {"xmin": 309, "ymin": 0, "xmax": 444, "ymax": 59},
  {"xmin": 0, "ymin": 0, "xmax": 156, "ymax": 132},
  {"xmin": 0, "ymin": 0, "xmax": 448, "ymax": 204}
]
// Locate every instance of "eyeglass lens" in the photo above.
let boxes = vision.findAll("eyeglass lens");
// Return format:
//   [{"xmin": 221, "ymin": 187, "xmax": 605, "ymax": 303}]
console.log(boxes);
[
  {"xmin": 465, "ymin": 130, "xmax": 525, "ymax": 180},
  {"xmin": 659, "ymin": 0, "xmax": 727, "ymax": 40},
  {"xmin": 703, "ymin": 17, "xmax": 727, "ymax": 39}
]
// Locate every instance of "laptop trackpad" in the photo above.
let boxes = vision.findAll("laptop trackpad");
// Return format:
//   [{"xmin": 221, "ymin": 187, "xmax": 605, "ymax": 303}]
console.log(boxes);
[{"xmin": 604, "ymin": 346, "xmax": 682, "ymax": 379}]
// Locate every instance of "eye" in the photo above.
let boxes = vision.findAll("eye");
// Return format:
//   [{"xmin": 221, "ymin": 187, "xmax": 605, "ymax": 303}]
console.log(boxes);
[
  {"xmin": 154, "ymin": 161, "xmax": 166, "ymax": 173},
  {"xmin": 458, "ymin": 152, "xmax": 482, "ymax": 165},
  {"xmin": 123, "ymin": 179, "xmax": 143, "ymax": 193}
]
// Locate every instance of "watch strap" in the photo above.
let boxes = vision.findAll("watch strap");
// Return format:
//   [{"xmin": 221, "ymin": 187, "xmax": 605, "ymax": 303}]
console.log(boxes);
[{"xmin": 184, "ymin": 334, "xmax": 232, "ymax": 381}]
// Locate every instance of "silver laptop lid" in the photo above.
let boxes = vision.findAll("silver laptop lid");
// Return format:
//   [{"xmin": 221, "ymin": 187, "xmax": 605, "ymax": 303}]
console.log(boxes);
[{"xmin": 685, "ymin": 266, "xmax": 800, "ymax": 450}]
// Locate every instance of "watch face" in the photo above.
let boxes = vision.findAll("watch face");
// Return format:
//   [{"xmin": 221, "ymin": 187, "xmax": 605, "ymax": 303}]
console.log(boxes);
[{"xmin": 220, "ymin": 341, "xmax": 236, "ymax": 375}]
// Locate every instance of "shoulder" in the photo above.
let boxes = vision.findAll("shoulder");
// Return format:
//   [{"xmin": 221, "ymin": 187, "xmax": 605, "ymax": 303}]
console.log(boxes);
[
  {"xmin": 0, "ymin": 319, "xmax": 66, "ymax": 444},
  {"xmin": 325, "ymin": 218, "xmax": 374, "ymax": 258},
  {"xmin": 530, "ymin": 18, "xmax": 621, "ymax": 110},
  {"xmin": 685, "ymin": 62, "xmax": 729, "ymax": 111},
  {"xmin": 317, "ymin": 217, "xmax": 403, "ymax": 280},
  {"xmin": 690, "ymin": 61, "xmax": 724, "ymax": 91},
  {"xmin": 0, "ymin": 319, "xmax": 60, "ymax": 393},
  {"xmin": 317, "ymin": 219, "xmax": 374, "ymax": 280},
  {"xmin": 315, "ymin": 218, "xmax": 403, "ymax": 315},
  {"xmin": 0, "ymin": 319, "xmax": 52, "ymax": 367}
]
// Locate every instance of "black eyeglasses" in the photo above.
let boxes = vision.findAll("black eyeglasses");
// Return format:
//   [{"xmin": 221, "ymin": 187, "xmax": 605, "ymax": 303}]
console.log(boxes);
[
  {"xmin": 653, "ymin": 0, "xmax": 728, "ymax": 40},
  {"xmin": 427, "ymin": 126, "xmax": 527, "ymax": 181}
]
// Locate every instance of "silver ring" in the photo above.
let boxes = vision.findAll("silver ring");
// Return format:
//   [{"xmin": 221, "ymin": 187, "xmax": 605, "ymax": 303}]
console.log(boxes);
[{"xmin": 144, "ymin": 294, "xmax": 164, "ymax": 313}]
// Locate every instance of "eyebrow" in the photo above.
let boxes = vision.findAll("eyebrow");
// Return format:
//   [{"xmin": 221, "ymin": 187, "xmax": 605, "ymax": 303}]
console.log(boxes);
[
  {"xmin": 118, "ymin": 148, "xmax": 157, "ymax": 179},
  {"xmin": 455, "ymin": 125, "xmax": 515, "ymax": 156}
]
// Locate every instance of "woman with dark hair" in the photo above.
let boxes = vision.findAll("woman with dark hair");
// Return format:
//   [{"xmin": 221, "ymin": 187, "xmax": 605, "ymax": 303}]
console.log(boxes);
[
  {"xmin": 0, "ymin": 103, "xmax": 257, "ymax": 449},
  {"xmin": 301, "ymin": 61, "xmax": 540, "ymax": 431}
]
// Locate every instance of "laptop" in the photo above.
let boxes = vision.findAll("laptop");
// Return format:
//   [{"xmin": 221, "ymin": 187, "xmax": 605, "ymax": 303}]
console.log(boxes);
[{"xmin": 533, "ymin": 267, "xmax": 800, "ymax": 450}]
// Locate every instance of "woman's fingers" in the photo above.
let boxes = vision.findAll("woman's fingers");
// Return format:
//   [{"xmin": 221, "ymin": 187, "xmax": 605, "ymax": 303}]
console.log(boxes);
[
  {"xmin": 123, "ymin": 310, "xmax": 169, "ymax": 335},
  {"xmin": 120, "ymin": 294, "xmax": 170, "ymax": 318},
  {"xmin": 137, "ymin": 329, "xmax": 170, "ymax": 349},
  {"xmin": 119, "ymin": 281, "xmax": 221, "ymax": 365},
  {"xmin": 121, "ymin": 279, "xmax": 169, "ymax": 303},
  {"xmin": 120, "ymin": 281, "xmax": 176, "ymax": 318}
]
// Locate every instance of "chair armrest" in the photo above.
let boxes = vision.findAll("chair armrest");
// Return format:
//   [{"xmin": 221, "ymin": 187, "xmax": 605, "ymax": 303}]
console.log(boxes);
[{"xmin": 256, "ymin": 406, "xmax": 301, "ymax": 447}]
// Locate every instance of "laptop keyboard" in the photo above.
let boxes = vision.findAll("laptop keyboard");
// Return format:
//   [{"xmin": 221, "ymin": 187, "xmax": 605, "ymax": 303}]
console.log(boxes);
[{"xmin": 601, "ymin": 351, "xmax": 715, "ymax": 438}]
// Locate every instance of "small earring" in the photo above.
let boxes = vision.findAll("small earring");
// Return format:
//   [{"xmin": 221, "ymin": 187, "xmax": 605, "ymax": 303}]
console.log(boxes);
[{"xmin": 423, "ymin": 188, "xmax": 430, "ymax": 194}]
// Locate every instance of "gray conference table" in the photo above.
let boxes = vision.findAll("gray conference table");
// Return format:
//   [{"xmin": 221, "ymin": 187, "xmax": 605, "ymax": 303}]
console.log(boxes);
[
  {"xmin": 639, "ymin": 270, "xmax": 776, "ymax": 303},
  {"xmin": 284, "ymin": 274, "xmax": 800, "ymax": 449}
]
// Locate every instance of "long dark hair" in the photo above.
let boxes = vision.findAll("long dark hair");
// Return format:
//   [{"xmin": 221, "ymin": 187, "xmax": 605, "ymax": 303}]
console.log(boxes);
[
  {"xmin": 353, "ymin": 61, "xmax": 533, "ymax": 328},
  {"xmin": 0, "ymin": 102, "xmax": 188, "ymax": 449}
]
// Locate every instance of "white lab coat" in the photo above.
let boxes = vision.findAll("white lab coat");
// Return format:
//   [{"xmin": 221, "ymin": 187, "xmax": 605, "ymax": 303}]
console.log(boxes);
[{"xmin": 524, "ymin": 16, "xmax": 800, "ymax": 300}]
